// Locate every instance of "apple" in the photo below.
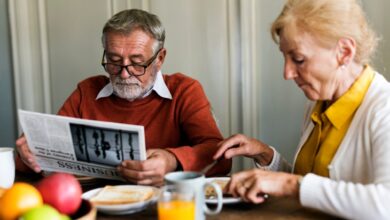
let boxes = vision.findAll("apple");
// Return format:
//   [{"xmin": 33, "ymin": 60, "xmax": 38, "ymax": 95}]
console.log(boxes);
[
  {"xmin": 60, "ymin": 214, "xmax": 71, "ymax": 220},
  {"xmin": 20, "ymin": 204, "xmax": 62, "ymax": 220},
  {"xmin": 36, "ymin": 172, "xmax": 82, "ymax": 215}
]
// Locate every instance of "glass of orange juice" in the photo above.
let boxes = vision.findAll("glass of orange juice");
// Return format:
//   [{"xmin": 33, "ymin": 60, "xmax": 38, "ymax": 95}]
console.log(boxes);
[{"xmin": 158, "ymin": 185, "xmax": 195, "ymax": 220}]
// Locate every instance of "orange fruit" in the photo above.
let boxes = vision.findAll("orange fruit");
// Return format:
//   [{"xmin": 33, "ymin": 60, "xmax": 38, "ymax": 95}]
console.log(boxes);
[
  {"xmin": 0, "ymin": 187, "xmax": 6, "ymax": 198},
  {"xmin": 0, "ymin": 182, "xmax": 43, "ymax": 220}
]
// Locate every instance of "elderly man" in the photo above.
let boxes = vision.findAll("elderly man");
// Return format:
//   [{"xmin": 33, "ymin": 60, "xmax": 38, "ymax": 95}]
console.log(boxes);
[{"xmin": 16, "ymin": 9, "xmax": 231, "ymax": 186}]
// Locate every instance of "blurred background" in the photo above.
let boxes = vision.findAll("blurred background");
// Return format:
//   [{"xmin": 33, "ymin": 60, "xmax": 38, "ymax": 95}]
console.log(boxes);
[{"xmin": 1, "ymin": 0, "xmax": 389, "ymax": 172}]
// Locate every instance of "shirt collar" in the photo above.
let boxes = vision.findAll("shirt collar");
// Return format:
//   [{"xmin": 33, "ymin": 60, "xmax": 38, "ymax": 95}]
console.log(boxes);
[
  {"xmin": 311, "ymin": 65, "xmax": 375, "ymax": 129},
  {"xmin": 96, "ymin": 71, "xmax": 172, "ymax": 100}
]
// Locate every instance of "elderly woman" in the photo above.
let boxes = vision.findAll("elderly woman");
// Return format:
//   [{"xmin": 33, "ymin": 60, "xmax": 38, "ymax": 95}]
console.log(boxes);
[{"xmin": 214, "ymin": 0, "xmax": 390, "ymax": 219}]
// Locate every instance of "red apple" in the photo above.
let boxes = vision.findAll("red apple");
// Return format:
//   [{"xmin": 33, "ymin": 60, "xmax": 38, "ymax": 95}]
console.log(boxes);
[{"xmin": 36, "ymin": 172, "xmax": 82, "ymax": 215}]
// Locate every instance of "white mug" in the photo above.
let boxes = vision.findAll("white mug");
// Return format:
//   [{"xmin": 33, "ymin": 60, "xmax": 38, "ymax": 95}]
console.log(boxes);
[
  {"xmin": 164, "ymin": 171, "xmax": 223, "ymax": 220},
  {"xmin": 0, "ymin": 147, "xmax": 15, "ymax": 188}
]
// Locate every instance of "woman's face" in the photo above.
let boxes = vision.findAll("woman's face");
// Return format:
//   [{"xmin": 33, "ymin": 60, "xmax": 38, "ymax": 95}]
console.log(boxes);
[{"xmin": 279, "ymin": 29, "xmax": 342, "ymax": 101}]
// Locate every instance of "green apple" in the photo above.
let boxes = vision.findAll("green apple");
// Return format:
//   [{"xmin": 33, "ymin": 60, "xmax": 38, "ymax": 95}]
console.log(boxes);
[
  {"xmin": 60, "ymin": 214, "xmax": 71, "ymax": 220},
  {"xmin": 19, "ymin": 204, "xmax": 62, "ymax": 220}
]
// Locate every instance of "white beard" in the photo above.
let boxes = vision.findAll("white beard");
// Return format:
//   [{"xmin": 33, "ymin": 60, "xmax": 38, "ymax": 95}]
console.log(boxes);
[{"xmin": 111, "ymin": 75, "xmax": 155, "ymax": 101}]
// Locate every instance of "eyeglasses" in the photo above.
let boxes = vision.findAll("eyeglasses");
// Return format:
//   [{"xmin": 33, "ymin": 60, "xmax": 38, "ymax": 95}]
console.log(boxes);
[{"xmin": 101, "ymin": 48, "xmax": 162, "ymax": 76}]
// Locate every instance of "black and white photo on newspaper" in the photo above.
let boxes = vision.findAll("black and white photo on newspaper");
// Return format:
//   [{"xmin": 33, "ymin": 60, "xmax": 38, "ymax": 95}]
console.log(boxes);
[{"xmin": 70, "ymin": 123, "xmax": 141, "ymax": 166}]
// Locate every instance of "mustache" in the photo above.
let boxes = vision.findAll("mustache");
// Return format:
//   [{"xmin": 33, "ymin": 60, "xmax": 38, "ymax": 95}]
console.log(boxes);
[{"xmin": 113, "ymin": 77, "xmax": 141, "ymax": 86}]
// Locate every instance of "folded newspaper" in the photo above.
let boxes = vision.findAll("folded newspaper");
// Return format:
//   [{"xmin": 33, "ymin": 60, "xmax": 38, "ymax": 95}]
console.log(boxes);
[{"xmin": 18, "ymin": 110, "xmax": 146, "ymax": 180}]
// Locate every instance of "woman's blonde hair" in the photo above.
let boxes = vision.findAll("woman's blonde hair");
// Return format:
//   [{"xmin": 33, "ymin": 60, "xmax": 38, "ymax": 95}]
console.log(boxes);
[{"xmin": 271, "ymin": 0, "xmax": 378, "ymax": 64}]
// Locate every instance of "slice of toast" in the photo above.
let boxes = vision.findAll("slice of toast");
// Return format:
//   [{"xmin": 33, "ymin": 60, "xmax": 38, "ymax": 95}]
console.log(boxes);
[
  {"xmin": 205, "ymin": 179, "xmax": 229, "ymax": 198},
  {"xmin": 90, "ymin": 185, "xmax": 154, "ymax": 205}
]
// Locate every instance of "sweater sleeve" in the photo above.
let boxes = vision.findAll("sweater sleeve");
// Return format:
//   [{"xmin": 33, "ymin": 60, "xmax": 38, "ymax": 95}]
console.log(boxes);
[
  {"xmin": 300, "ymin": 174, "xmax": 390, "ymax": 219},
  {"xmin": 57, "ymin": 85, "xmax": 82, "ymax": 118},
  {"xmin": 166, "ymin": 79, "xmax": 232, "ymax": 176}
]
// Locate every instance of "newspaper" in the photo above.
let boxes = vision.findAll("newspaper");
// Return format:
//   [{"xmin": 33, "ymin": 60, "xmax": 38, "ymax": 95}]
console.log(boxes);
[{"xmin": 18, "ymin": 110, "xmax": 146, "ymax": 180}]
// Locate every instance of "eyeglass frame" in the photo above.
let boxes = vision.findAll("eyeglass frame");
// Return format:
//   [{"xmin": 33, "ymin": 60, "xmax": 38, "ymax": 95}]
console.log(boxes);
[{"xmin": 101, "ymin": 48, "xmax": 162, "ymax": 77}]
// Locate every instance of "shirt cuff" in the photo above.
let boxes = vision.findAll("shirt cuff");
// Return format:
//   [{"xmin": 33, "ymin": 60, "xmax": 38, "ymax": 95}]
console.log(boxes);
[{"xmin": 254, "ymin": 146, "xmax": 281, "ymax": 171}]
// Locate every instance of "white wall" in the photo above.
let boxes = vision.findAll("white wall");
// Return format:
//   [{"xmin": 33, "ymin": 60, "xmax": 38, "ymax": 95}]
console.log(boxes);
[
  {"xmin": 8, "ymin": 0, "xmax": 390, "ymax": 170},
  {"xmin": 254, "ymin": 1, "xmax": 307, "ymax": 162},
  {"xmin": 362, "ymin": 0, "xmax": 390, "ymax": 77},
  {"xmin": 46, "ymin": 0, "xmax": 108, "ymax": 113},
  {"xmin": 151, "ymin": 0, "xmax": 234, "ymax": 138}
]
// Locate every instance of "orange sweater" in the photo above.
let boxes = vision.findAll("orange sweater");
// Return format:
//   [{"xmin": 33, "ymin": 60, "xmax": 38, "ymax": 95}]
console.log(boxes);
[{"xmin": 57, "ymin": 73, "xmax": 231, "ymax": 176}]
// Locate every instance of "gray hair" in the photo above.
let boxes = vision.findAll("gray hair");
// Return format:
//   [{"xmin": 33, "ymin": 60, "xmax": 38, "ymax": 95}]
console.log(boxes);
[{"xmin": 102, "ymin": 9, "xmax": 165, "ymax": 53}]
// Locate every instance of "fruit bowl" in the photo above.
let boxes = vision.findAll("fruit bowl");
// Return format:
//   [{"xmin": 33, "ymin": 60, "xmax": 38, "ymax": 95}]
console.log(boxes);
[{"xmin": 72, "ymin": 199, "xmax": 96, "ymax": 220}]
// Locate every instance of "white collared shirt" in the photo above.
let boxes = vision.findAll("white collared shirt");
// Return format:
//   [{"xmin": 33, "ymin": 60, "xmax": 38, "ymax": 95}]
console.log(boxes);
[{"xmin": 95, "ymin": 71, "xmax": 172, "ymax": 100}]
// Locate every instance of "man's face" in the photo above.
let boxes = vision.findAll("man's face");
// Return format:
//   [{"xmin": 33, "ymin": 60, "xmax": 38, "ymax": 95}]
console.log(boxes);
[{"xmin": 103, "ymin": 30, "xmax": 165, "ymax": 100}]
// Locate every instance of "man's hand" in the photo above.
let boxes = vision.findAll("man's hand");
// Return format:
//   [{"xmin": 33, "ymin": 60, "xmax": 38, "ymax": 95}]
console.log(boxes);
[
  {"xmin": 225, "ymin": 169, "xmax": 301, "ymax": 203},
  {"xmin": 117, "ymin": 149, "xmax": 178, "ymax": 186},
  {"xmin": 213, "ymin": 134, "xmax": 274, "ymax": 166},
  {"xmin": 15, "ymin": 135, "xmax": 41, "ymax": 173}
]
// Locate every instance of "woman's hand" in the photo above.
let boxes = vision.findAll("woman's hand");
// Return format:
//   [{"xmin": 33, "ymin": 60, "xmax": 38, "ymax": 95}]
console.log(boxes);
[
  {"xmin": 213, "ymin": 134, "xmax": 274, "ymax": 166},
  {"xmin": 225, "ymin": 169, "xmax": 301, "ymax": 203}
]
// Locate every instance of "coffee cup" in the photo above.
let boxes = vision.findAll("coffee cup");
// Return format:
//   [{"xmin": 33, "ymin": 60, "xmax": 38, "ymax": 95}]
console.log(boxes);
[
  {"xmin": 0, "ymin": 147, "xmax": 15, "ymax": 188},
  {"xmin": 164, "ymin": 171, "xmax": 223, "ymax": 220}
]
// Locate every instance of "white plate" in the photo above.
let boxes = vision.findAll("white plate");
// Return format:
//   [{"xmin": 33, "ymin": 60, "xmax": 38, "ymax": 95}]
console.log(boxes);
[
  {"xmin": 205, "ymin": 177, "xmax": 242, "ymax": 204},
  {"xmin": 82, "ymin": 185, "xmax": 159, "ymax": 215}
]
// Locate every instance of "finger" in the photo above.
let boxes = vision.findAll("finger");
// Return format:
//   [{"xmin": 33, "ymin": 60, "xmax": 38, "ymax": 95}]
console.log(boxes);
[
  {"xmin": 118, "ymin": 164, "xmax": 155, "ymax": 179},
  {"xmin": 214, "ymin": 137, "xmax": 235, "ymax": 159},
  {"xmin": 17, "ymin": 139, "xmax": 32, "ymax": 158},
  {"xmin": 16, "ymin": 135, "xmax": 27, "ymax": 146},
  {"xmin": 118, "ymin": 168, "xmax": 149, "ymax": 183},
  {"xmin": 227, "ymin": 170, "xmax": 250, "ymax": 192},
  {"xmin": 225, "ymin": 179, "xmax": 240, "ymax": 197},
  {"xmin": 248, "ymin": 193, "xmax": 266, "ymax": 204},
  {"xmin": 223, "ymin": 181, "xmax": 231, "ymax": 194},
  {"xmin": 223, "ymin": 178, "xmax": 234, "ymax": 196},
  {"xmin": 223, "ymin": 146, "xmax": 252, "ymax": 159},
  {"xmin": 228, "ymin": 172, "xmax": 248, "ymax": 197},
  {"xmin": 229, "ymin": 180, "xmax": 241, "ymax": 198},
  {"xmin": 120, "ymin": 160, "xmax": 144, "ymax": 171},
  {"xmin": 118, "ymin": 167, "xmax": 163, "ymax": 186},
  {"xmin": 136, "ymin": 176, "xmax": 164, "ymax": 186},
  {"xmin": 225, "ymin": 175, "xmax": 238, "ymax": 195},
  {"xmin": 214, "ymin": 141, "xmax": 229, "ymax": 159},
  {"xmin": 136, "ymin": 178, "xmax": 154, "ymax": 186},
  {"xmin": 236, "ymin": 182, "xmax": 248, "ymax": 200},
  {"xmin": 119, "ymin": 160, "xmax": 164, "ymax": 178},
  {"xmin": 121, "ymin": 155, "xmax": 162, "ymax": 171},
  {"xmin": 17, "ymin": 142, "xmax": 41, "ymax": 172},
  {"xmin": 20, "ymin": 146, "xmax": 34, "ymax": 162},
  {"xmin": 245, "ymin": 178, "xmax": 266, "ymax": 204},
  {"xmin": 214, "ymin": 134, "xmax": 247, "ymax": 159},
  {"xmin": 237, "ymin": 175, "xmax": 256, "ymax": 202},
  {"xmin": 146, "ymin": 149, "xmax": 157, "ymax": 157}
]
